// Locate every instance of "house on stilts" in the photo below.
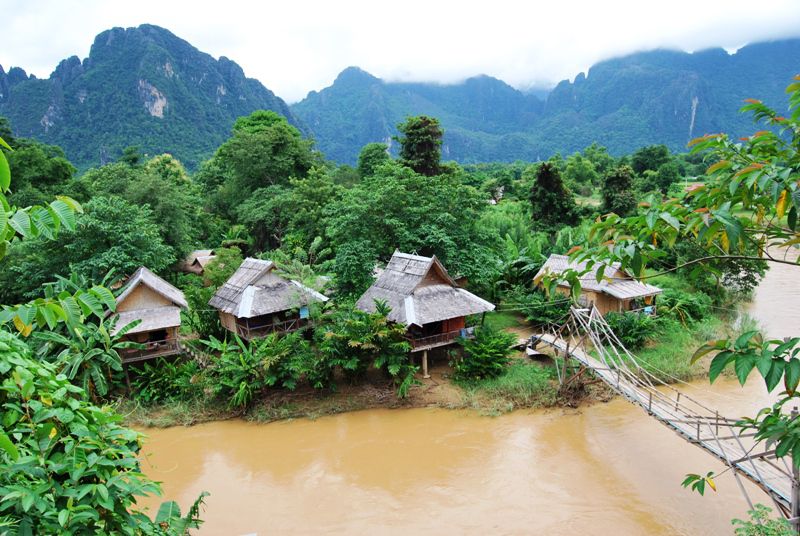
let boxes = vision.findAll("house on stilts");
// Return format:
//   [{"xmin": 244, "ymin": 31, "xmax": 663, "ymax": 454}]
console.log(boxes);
[
  {"xmin": 179, "ymin": 249, "xmax": 217, "ymax": 276},
  {"xmin": 534, "ymin": 254, "xmax": 662, "ymax": 316},
  {"xmin": 356, "ymin": 251, "xmax": 495, "ymax": 376},
  {"xmin": 111, "ymin": 267, "xmax": 189, "ymax": 363},
  {"xmin": 209, "ymin": 258, "xmax": 329, "ymax": 340}
]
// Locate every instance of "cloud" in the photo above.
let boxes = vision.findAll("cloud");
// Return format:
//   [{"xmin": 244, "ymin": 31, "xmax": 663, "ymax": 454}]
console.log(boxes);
[{"xmin": 3, "ymin": 0, "xmax": 800, "ymax": 102}]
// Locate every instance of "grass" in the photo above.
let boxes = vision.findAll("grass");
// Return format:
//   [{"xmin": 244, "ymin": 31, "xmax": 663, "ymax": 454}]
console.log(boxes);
[
  {"xmin": 483, "ymin": 311, "xmax": 527, "ymax": 331},
  {"xmin": 636, "ymin": 316, "xmax": 724, "ymax": 382},
  {"xmin": 456, "ymin": 360, "xmax": 558, "ymax": 415}
]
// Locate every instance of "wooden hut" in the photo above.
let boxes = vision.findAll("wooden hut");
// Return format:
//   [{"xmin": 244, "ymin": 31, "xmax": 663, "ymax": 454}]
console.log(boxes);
[
  {"xmin": 111, "ymin": 267, "xmax": 188, "ymax": 363},
  {"xmin": 179, "ymin": 249, "xmax": 216, "ymax": 275},
  {"xmin": 356, "ymin": 251, "xmax": 495, "ymax": 375},
  {"xmin": 209, "ymin": 258, "xmax": 329, "ymax": 340},
  {"xmin": 535, "ymin": 254, "xmax": 662, "ymax": 316}
]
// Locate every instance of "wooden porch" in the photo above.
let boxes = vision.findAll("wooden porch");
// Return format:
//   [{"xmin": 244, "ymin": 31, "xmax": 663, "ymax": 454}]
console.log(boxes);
[
  {"xmin": 409, "ymin": 326, "xmax": 476, "ymax": 352},
  {"xmin": 235, "ymin": 317, "xmax": 308, "ymax": 340},
  {"xmin": 120, "ymin": 338, "xmax": 182, "ymax": 364}
]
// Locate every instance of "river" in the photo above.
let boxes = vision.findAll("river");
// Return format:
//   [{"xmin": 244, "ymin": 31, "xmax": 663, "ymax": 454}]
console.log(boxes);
[{"xmin": 139, "ymin": 256, "xmax": 799, "ymax": 535}]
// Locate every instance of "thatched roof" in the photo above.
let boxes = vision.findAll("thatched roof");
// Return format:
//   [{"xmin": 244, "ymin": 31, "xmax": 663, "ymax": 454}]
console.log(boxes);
[
  {"xmin": 356, "ymin": 251, "xmax": 494, "ymax": 327},
  {"xmin": 535, "ymin": 254, "xmax": 662, "ymax": 300},
  {"xmin": 209, "ymin": 258, "xmax": 328, "ymax": 318},
  {"xmin": 112, "ymin": 267, "xmax": 188, "ymax": 335},
  {"xmin": 179, "ymin": 249, "xmax": 215, "ymax": 274},
  {"xmin": 116, "ymin": 267, "xmax": 188, "ymax": 309}
]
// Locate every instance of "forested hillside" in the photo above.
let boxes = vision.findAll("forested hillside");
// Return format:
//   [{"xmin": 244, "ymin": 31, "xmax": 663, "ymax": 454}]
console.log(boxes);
[
  {"xmin": 294, "ymin": 40, "xmax": 800, "ymax": 164},
  {"xmin": 0, "ymin": 24, "xmax": 303, "ymax": 169},
  {"xmin": 2, "ymin": 24, "xmax": 798, "ymax": 168}
]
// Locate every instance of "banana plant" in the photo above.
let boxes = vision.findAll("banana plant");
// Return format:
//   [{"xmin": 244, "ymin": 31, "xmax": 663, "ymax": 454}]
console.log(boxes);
[{"xmin": 33, "ymin": 316, "xmax": 142, "ymax": 400}]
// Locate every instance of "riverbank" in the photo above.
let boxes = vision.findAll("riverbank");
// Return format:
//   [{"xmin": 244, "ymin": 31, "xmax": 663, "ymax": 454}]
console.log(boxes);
[{"xmin": 120, "ymin": 310, "xmax": 724, "ymax": 428}]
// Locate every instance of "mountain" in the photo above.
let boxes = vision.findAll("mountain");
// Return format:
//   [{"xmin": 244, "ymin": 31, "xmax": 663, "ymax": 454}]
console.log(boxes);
[
  {"xmin": 0, "ymin": 24, "xmax": 303, "ymax": 169},
  {"xmin": 293, "ymin": 40, "xmax": 800, "ymax": 164}
]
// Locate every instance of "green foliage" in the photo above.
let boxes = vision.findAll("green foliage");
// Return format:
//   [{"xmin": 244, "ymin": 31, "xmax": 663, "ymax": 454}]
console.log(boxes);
[
  {"xmin": 0, "ymin": 196, "xmax": 173, "ymax": 303},
  {"xmin": 631, "ymin": 144, "xmax": 671, "ymax": 176},
  {"xmin": 453, "ymin": 325, "xmax": 516, "ymax": 381},
  {"xmin": 32, "ymin": 317, "xmax": 136, "ymax": 401},
  {"xmin": 357, "ymin": 142, "xmax": 390, "ymax": 178},
  {"xmin": 131, "ymin": 358, "xmax": 202, "ymax": 405},
  {"xmin": 327, "ymin": 160, "xmax": 495, "ymax": 296},
  {"xmin": 316, "ymin": 301, "xmax": 415, "ymax": 396},
  {"xmin": 206, "ymin": 110, "xmax": 315, "ymax": 214},
  {"xmin": 680, "ymin": 471, "xmax": 717, "ymax": 496},
  {"xmin": 604, "ymin": 312, "xmax": 655, "ymax": 350},
  {"xmin": 396, "ymin": 116, "xmax": 443, "ymax": 177},
  {"xmin": 527, "ymin": 162, "xmax": 578, "ymax": 232},
  {"xmin": 460, "ymin": 360, "xmax": 558, "ymax": 411},
  {"xmin": 601, "ymin": 164, "xmax": 637, "ymax": 216},
  {"xmin": 204, "ymin": 332, "xmax": 313, "ymax": 409},
  {"xmin": 657, "ymin": 286, "xmax": 712, "ymax": 325},
  {"xmin": 507, "ymin": 288, "xmax": 572, "ymax": 326},
  {"xmin": 181, "ymin": 247, "xmax": 243, "ymax": 339},
  {"xmin": 732, "ymin": 504, "xmax": 794, "ymax": 536},
  {"xmin": 0, "ymin": 331, "xmax": 205, "ymax": 534}
]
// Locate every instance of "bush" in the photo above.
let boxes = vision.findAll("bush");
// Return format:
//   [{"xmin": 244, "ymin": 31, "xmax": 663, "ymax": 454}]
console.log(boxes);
[
  {"xmin": 204, "ymin": 332, "xmax": 313, "ymax": 410},
  {"xmin": 130, "ymin": 358, "xmax": 202, "ymax": 405},
  {"xmin": 0, "ymin": 331, "xmax": 205, "ymax": 534},
  {"xmin": 604, "ymin": 311, "xmax": 655, "ymax": 350},
  {"xmin": 507, "ymin": 288, "xmax": 571, "ymax": 326},
  {"xmin": 453, "ymin": 325, "xmax": 516, "ymax": 380},
  {"xmin": 658, "ymin": 287, "xmax": 712, "ymax": 325},
  {"xmin": 316, "ymin": 301, "xmax": 416, "ymax": 397},
  {"xmin": 732, "ymin": 504, "xmax": 793, "ymax": 536}
]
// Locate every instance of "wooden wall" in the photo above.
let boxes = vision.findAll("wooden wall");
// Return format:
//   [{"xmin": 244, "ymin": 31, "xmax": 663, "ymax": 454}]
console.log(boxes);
[{"xmin": 118, "ymin": 285, "xmax": 171, "ymax": 312}]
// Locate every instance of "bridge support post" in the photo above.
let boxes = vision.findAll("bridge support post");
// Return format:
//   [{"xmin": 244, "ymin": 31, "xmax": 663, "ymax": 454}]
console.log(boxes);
[{"xmin": 792, "ymin": 408, "xmax": 800, "ymax": 534}]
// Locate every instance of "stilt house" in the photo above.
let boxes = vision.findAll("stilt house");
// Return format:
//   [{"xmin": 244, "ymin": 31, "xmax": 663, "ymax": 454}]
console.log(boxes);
[
  {"xmin": 111, "ymin": 267, "xmax": 188, "ymax": 363},
  {"xmin": 535, "ymin": 254, "xmax": 662, "ymax": 316},
  {"xmin": 209, "ymin": 258, "xmax": 329, "ymax": 340},
  {"xmin": 179, "ymin": 249, "xmax": 216, "ymax": 275},
  {"xmin": 356, "ymin": 251, "xmax": 495, "ymax": 353}
]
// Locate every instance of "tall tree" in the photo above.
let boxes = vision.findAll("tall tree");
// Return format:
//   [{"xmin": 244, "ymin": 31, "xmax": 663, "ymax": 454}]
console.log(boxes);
[
  {"xmin": 527, "ymin": 162, "xmax": 578, "ymax": 231},
  {"xmin": 357, "ymin": 142, "xmax": 390, "ymax": 178},
  {"xmin": 396, "ymin": 116, "xmax": 443, "ymax": 176},
  {"xmin": 601, "ymin": 164, "xmax": 637, "ymax": 216}
]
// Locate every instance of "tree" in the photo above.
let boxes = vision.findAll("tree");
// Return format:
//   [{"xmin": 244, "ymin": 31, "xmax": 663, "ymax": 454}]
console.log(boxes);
[
  {"xmin": 564, "ymin": 153, "xmax": 599, "ymax": 194},
  {"xmin": 357, "ymin": 142, "xmax": 390, "ymax": 178},
  {"xmin": 583, "ymin": 142, "xmax": 616, "ymax": 176},
  {"xmin": 601, "ymin": 164, "xmax": 637, "ymax": 216},
  {"xmin": 527, "ymin": 162, "xmax": 578, "ymax": 231},
  {"xmin": 0, "ymin": 196, "xmax": 174, "ymax": 302},
  {"xmin": 396, "ymin": 116, "xmax": 443, "ymax": 176},
  {"xmin": 631, "ymin": 144, "xmax": 671, "ymax": 176},
  {"xmin": 326, "ymin": 160, "xmax": 496, "ymax": 296},
  {"xmin": 6, "ymin": 138, "xmax": 75, "ymax": 207},
  {"xmin": 211, "ymin": 110, "xmax": 315, "ymax": 212}
]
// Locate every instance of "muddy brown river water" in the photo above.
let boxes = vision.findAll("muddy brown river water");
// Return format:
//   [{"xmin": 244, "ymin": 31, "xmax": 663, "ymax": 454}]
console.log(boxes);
[{"xmin": 139, "ymin": 255, "xmax": 799, "ymax": 535}]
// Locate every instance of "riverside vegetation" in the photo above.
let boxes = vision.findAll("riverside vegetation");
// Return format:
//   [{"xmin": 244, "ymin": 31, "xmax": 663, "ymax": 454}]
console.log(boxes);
[{"xmin": 1, "ymin": 75, "xmax": 795, "ymax": 533}]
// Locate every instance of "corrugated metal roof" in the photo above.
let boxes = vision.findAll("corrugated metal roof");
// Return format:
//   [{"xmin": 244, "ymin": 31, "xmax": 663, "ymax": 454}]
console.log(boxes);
[
  {"xmin": 535, "ymin": 254, "xmax": 662, "ymax": 300},
  {"xmin": 356, "ymin": 251, "xmax": 494, "ymax": 326}
]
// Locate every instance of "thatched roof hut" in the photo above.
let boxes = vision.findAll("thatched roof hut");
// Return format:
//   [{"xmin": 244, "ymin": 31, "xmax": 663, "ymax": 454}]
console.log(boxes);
[
  {"xmin": 112, "ymin": 267, "xmax": 188, "ymax": 336},
  {"xmin": 210, "ymin": 258, "xmax": 328, "ymax": 318},
  {"xmin": 179, "ymin": 249, "xmax": 216, "ymax": 275},
  {"xmin": 356, "ymin": 251, "xmax": 494, "ymax": 327},
  {"xmin": 535, "ymin": 254, "xmax": 662, "ymax": 315}
]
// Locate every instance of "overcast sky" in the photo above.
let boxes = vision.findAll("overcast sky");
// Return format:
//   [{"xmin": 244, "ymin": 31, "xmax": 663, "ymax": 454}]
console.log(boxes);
[{"xmin": 4, "ymin": 0, "xmax": 800, "ymax": 102}]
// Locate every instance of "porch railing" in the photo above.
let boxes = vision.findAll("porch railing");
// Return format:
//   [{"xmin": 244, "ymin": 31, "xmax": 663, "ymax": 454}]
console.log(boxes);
[
  {"xmin": 120, "ymin": 339, "xmax": 181, "ymax": 364},
  {"xmin": 236, "ymin": 318, "xmax": 306, "ymax": 340},
  {"xmin": 409, "ymin": 326, "xmax": 476, "ymax": 351}
]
